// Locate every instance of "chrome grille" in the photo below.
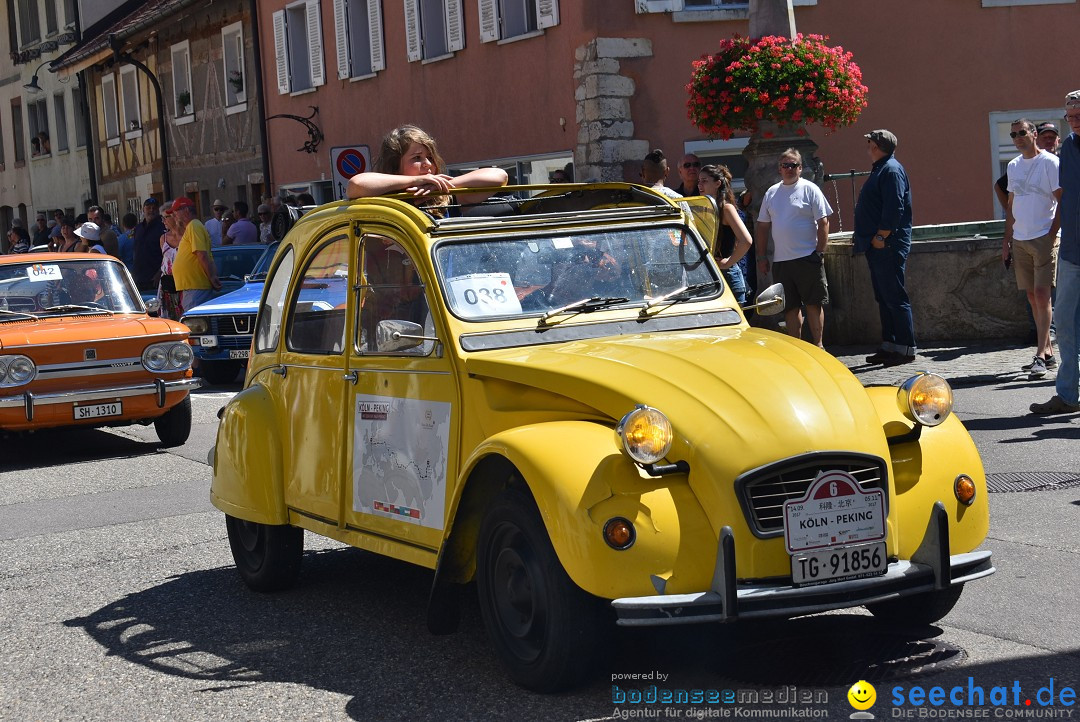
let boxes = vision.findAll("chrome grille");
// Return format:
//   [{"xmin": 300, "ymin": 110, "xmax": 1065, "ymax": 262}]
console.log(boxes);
[
  {"xmin": 736, "ymin": 453, "xmax": 888, "ymax": 537},
  {"xmin": 202, "ymin": 314, "xmax": 255, "ymax": 335}
]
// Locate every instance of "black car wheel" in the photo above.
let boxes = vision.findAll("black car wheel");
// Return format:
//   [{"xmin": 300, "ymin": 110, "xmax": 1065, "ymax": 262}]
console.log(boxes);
[
  {"xmin": 476, "ymin": 487, "xmax": 603, "ymax": 692},
  {"xmin": 154, "ymin": 396, "xmax": 192, "ymax": 447},
  {"xmin": 866, "ymin": 585, "xmax": 964, "ymax": 627},
  {"xmin": 225, "ymin": 515, "xmax": 304, "ymax": 592}
]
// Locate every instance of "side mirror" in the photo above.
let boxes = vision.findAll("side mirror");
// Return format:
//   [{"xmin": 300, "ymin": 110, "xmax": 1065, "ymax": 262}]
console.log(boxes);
[
  {"xmin": 145, "ymin": 297, "xmax": 161, "ymax": 316},
  {"xmin": 742, "ymin": 282, "xmax": 785, "ymax": 316},
  {"xmin": 376, "ymin": 319, "xmax": 437, "ymax": 352}
]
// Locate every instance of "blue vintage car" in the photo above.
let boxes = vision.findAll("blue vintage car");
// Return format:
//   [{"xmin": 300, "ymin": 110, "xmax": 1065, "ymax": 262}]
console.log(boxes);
[{"xmin": 180, "ymin": 243, "xmax": 279, "ymax": 385}]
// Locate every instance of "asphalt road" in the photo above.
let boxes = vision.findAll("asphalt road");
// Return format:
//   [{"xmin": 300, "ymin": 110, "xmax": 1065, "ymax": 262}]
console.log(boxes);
[{"xmin": 1, "ymin": 376, "xmax": 1078, "ymax": 721}]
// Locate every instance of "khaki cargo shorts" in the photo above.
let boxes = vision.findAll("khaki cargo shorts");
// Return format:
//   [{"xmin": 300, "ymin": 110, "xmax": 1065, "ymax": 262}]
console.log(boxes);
[{"xmin": 1013, "ymin": 232, "xmax": 1058, "ymax": 290}]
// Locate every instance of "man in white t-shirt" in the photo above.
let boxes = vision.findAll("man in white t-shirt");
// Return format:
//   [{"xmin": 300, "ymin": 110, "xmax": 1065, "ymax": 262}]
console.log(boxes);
[
  {"xmin": 755, "ymin": 148, "xmax": 833, "ymax": 347},
  {"xmin": 204, "ymin": 199, "xmax": 227, "ymax": 247},
  {"xmin": 1005, "ymin": 118, "xmax": 1062, "ymax": 379}
]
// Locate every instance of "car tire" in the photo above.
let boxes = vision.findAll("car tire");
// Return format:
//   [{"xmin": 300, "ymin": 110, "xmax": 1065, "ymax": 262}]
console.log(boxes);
[
  {"xmin": 200, "ymin": 361, "xmax": 242, "ymax": 386},
  {"xmin": 154, "ymin": 396, "xmax": 192, "ymax": 447},
  {"xmin": 866, "ymin": 585, "xmax": 964, "ymax": 627},
  {"xmin": 476, "ymin": 486, "xmax": 603, "ymax": 692},
  {"xmin": 225, "ymin": 515, "xmax": 304, "ymax": 592}
]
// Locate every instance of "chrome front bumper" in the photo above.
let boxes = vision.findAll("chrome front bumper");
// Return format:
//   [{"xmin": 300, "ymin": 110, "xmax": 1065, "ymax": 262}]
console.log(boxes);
[
  {"xmin": 611, "ymin": 502, "xmax": 995, "ymax": 626},
  {"xmin": 0, "ymin": 377, "xmax": 204, "ymax": 422}
]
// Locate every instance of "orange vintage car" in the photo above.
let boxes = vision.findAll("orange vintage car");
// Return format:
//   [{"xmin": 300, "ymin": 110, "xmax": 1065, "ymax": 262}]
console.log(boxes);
[{"xmin": 0, "ymin": 253, "xmax": 200, "ymax": 445}]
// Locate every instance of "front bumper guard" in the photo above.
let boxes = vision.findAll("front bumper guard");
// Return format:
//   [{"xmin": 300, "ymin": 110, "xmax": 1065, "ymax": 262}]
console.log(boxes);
[
  {"xmin": 0, "ymin": 377, "xmax": 203, "ymax": 422},
  {"xmin": 611, "ymin": 501, "xmax": 994, "ymax": 626}
]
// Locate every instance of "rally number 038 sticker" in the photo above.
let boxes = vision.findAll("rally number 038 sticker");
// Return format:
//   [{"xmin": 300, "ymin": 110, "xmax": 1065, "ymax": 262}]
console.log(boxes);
[
  {"xmin": 447, "ymin": 273, "xmax": 522, "ymax": 318},
  {"xmin": 783, "ymin": 470, "xmax": 886, "ymax": 553}
]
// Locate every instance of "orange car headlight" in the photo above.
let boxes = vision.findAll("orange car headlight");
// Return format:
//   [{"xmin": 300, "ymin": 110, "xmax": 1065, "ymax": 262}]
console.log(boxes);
[
  {"xmin": 897, "ymin": 372, "xmax": 953, "ymax": 427},
  {"xmin": 616, "ymin": 405, "xmax": 673, "ymax": 465}
]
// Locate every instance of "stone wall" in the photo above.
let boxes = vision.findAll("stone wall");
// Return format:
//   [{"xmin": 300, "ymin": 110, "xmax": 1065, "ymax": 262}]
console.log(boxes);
[
  {"xmin": 821, "ymin": 221, "xmax": 1030, "ymax": 346},
  {"xmin": 573, "ymin": 38, "xmax": 652, "ymax": 182}
]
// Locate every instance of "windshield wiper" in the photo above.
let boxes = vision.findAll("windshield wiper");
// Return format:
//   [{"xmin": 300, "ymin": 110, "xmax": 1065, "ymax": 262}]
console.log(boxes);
[
  {"xmin": 42, "ymin": 304, "xmax": 114, "ymax": 315},
  {"xmin": 538, "ymin": 296, "xmax": 630, "ymax": 326},
  {"xmin": 0, "ymin": 308, "xmax": 37, "ymax": 321},
  {"xmin": 639, "ymin": 280, "xmax": 722, "ymax": 316}
]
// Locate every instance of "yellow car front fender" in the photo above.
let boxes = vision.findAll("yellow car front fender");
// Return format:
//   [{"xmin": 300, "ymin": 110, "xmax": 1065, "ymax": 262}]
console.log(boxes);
[
  {"xmin": 864, "ymin": 385, "xmax": 989, "ymax": 558},
  {"xmin": 210, "ymin": 384, "xmax": 288, "ymax": 525},
  {"xmin": 454, "ymin": 420, "xmax": 716, "ymax": 599}
]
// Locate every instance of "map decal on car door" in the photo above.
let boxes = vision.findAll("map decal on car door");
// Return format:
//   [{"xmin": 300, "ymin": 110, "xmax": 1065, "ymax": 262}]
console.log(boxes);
[{"xmin": 352, "ymin": 394, "xmax": 450, "ymax": 530}]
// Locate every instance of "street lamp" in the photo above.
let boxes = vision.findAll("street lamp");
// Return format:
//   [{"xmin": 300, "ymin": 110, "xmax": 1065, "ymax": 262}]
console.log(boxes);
[{"xmin": 22, "ymin": 61, "xmax": 52, "ymax": 94}]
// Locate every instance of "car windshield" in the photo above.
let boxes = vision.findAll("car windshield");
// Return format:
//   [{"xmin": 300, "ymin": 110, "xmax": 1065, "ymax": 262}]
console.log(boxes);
[
  {"xmin": 0, "ymin": 258, "xmax": 143, "ymax": 317},
  {"xmin": 246, "ymin": 241, "xmax": 281, "ymax": 281},
  {"xmin": 213, "ymin": 246, "xmax": 266, "ymax": 280},
  {"xmin": 434, "ymin": 225, "xmax": 719, "ymax": 320}
]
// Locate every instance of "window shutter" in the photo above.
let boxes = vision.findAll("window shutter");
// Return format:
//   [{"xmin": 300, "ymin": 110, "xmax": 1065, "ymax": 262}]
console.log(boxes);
[
  {"xmin": 367, "ymin": 0, "xmax": 385, "ymax": 72},
  {"xmin": 307, "ymin": 0, "xmax": 325, "ymax": 87},
  {"xmin": 536, "ymin": 0, "xmax": 558, "ymax": 29},
  {"xmin": 478, "ymin": 0, "xmax": 498, "ymax": 43},
  {"xmin": 334, "ymin": 0, "xmax": 350, "ymax": 79},
  {"xmin": 403, "ymin": 0, "xmax": 421, "ymax": 62},
  {"xmin": 445, "ymin": 0, "xmax": 463, "ymax": 53},
  {"xmin": 273, "ymin": 10, "xmax": 291, "ymax": 94}
]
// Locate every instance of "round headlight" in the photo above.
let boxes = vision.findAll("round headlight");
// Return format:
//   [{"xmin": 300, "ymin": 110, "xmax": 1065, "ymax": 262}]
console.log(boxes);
[
  {"xmin": 616, "ymin": 405, "xmax": 673, "ymax": 465},
  {"xmin": 143, "ymin": 345, "xmax": 168, "ymax": 371},
  {"xmin": 169, "ymin": 343, "xmax": 194, "ymax": 368},
  {"xmin": 0, "ymin": 358, "xmax": 9, "ymax": 382},
  {"xmin": 7, "ymin": 356, "xmax": 36, "ymax": 383},
  {"xmin": 897, "ymin": 372, "xmax": 953, "ymax": 427},
  {"xmin": 183, "ymin": 317, "xmax": 209, "ymax": 335}
]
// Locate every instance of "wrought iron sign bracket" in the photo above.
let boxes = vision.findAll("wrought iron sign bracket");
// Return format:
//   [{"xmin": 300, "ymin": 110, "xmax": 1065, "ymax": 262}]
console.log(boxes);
[{"xmin": 267, "ymin": 105, "xmax": 324, "ymax": 154}]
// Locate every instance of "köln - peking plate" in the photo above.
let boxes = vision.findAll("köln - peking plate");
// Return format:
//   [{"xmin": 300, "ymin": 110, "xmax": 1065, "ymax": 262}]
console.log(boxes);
[{"xmin": 783, "ymin": 471, "xmax": 886, "ymax": 554}]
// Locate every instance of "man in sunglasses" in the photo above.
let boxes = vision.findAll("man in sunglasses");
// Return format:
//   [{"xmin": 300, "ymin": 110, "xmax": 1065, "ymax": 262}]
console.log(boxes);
[
  {"xmin": 1031, "ymin": 91, "xmax": 1080, "ymax": 415},
  {"xmin": 1003, "ymin": 119, "xmax": 1061, "ymax": 381},
  {"xmin": 854, "ymin": 130, "xmax": 915, "ymax": 367},
  {"xmin": 673, "ymin": 153, "xmax": 701, "ymax": 196},
  {"xmin": 755, "ymin": 148, "xmax": 833, "ymax": 348}
]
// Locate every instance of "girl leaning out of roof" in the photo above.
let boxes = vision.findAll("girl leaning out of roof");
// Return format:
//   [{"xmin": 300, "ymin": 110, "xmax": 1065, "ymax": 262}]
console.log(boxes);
[{"xmin": 346, "ymin": 125, "xmax": 507, "ymax": 217}]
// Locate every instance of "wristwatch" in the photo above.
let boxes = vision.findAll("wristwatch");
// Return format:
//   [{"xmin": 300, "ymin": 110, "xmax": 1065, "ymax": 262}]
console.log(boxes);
[{"xmin": 873, "ymin": 234, "xmax": 886, "ymax": 242}]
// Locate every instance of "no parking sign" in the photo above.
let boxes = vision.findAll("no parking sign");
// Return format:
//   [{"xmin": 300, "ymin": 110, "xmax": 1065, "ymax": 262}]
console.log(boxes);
[{"xmin": 330, "ymin": 145, "xmax": 371, "ymax": 199}]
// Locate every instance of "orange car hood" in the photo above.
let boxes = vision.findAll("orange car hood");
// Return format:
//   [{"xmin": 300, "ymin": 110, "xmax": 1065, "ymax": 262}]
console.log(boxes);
[{"xmin": 0, "ymin": 314, "xmax": 188, "ymax": 350}]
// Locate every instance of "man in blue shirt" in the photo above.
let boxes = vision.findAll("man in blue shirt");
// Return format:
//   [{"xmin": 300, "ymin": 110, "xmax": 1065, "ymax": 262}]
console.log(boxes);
[
  {"xmin": 1031, "ymin": 92, "xmax": 1080, "ymax": 414},
  {"xmin": 854, "ymin": 130, "xmax": 915, "ymax": 367}
]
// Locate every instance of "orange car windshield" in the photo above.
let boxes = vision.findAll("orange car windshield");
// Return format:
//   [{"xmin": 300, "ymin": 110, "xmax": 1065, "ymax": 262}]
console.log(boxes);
[{"xmin": 0, "ymin": 258, "xmax": 143, "ymax": 318}]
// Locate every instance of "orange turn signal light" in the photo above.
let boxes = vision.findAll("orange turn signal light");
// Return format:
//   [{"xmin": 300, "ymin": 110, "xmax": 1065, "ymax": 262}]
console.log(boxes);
[
  {"xmin": 603, "ymin": 518, "xmax": 636, "ymax": 550},
  {"xmin": 954, "ymin": 474, "xmax": 976, "ymax": 506}
]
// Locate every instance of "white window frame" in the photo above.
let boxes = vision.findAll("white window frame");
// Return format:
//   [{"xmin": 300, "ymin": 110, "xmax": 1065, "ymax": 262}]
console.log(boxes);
[
  {"xmin": 27, "ymin": 98, "xmax": 49, "ymax": 158},
  {"xmin": 273, "ymin": 0, "xmax": 326, "ymax": 95},
  {"xmin": 988, "ymin": 108, "xmax": 1063, "ymax": 218},
  {"xmin": 119, "ymin": 65, "xmax": 142, "ymax": 139},
  {"xmin": 334, "ymin": 0, "xmax": 385, "ymax": 80},
  {"xmin": 171, "ymin": 40, "xmax": 195, "ymax": 124},
  {"xmin": 685, "ymin": 137, "xmax": 751, "ymax": 192},
  {"xmin": 44, "ymin": 0, "xmax": 59, "ymax": 35},
  {"xmin": 447, "ymin": 149, "xmax": 571, "ymax": 185},
  {"xmin": 101, "ymin": 73, "xmax": 120, "ymax": 147},
  {"xmin": 222, "ymin": 22, "xmax": 249, "ymax": 111},
  {"xmin": 53, "ymin": 92, "xmax": 68, "ymax": 153},
  {"xmin": 478, "ymin": 0, "xmax": 558, "ymax": 43},
  {"xmin": 634, "ymin": 0, "xmax": 815, "ymax": 21},
  {"xmin": 404, "ymin": 0, "xmax": 464, "ymax": 63},
  {"xmin": 17, "ymin": 0, "xmax": 41, "ymax": 46},
  {"xmin": 981, "ymin": 0, "xmax": 1073, "ymax": 5}
]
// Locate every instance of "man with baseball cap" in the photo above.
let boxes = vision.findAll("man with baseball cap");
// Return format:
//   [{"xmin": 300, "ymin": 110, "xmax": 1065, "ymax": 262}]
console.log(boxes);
[
  {"xmin": 855, "ymin": 129, "xmax": 916, "ymax": 367},
  {"xmin": 1032, "ymin": 92, "xmax": 1080, "ymax": 415},
  {"xmin": 171, "ymin": 197, "xmax": 221, "ymax": 313},
  {"xmin": 1036, "ymin": 122, "xmax": 1061, "ymax": 155}
]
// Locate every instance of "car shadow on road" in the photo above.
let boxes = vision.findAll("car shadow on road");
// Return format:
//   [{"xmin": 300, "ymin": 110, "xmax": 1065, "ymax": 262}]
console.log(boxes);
[
  {"xmin": 0, "ymin": 426, "xmax": 164, "ymax": 471},
  {"xmin": 60, "ymin": 542, "xmax": 1079, "ymax": 720}
]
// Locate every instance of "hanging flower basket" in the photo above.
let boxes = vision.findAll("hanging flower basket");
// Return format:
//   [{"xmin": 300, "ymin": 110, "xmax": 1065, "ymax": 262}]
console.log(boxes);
[{"xmin": 687, "ymin": 33, "xmax": 868, "ymax": 140}]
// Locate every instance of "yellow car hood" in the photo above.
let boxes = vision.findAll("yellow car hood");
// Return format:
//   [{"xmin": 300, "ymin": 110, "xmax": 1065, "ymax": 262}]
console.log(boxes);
[{"xmin": 464, "ymin": 325, "xmax": 891, "ymax": 470}]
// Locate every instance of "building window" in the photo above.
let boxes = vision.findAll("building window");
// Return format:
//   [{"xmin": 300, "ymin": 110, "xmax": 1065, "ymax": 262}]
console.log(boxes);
[
  {"xmin": 479, "ymin": 0, "xmax": 558, "ymax": 42},
  {"xmin": 72, "ymin": 84, "xmax": 88, "ymax": 147},
  {"xmin": 62, "ymin": 0, "xmax": 76, "ymax": 26},
  {"xmin": 17, "ymin": 0, "xmax": 41, "ymax": 46},
  {"xmin": 273, "ymin": 1, "xmax": 326, "ymax": 95},
  {"xmin": 0, "ymin": 113, "xmax": 6, "ymax": 166},
  {"xmin": 101, "ymin": 74, "xmax": 119, "ymax": 144},
  {"xmin": 982, "ymin": 0, "xmax": 1074, "ymax": 5},
  {"xmin": 53, "ymin": 93, "xmax": 68, "ymax": 152},
  {"xmin": 120, "ymin": 65, "xmax": 142, "ymax": 136},
  {"xmin": 635, "ymin": 0, "xmax": 815, "ymax": 19},
  {"xmin": 171, "ymin": 41, "xmax": 194, "ymax": 117},
  {"xmin": 44, "ymin": 0, "xmax": 59, "ymax": 35},
  {"xmin": 684, "ymin": 137, "xmax": 751, "ymax": 191},
  {"xmin": 27, "ymin": 98, "xmax": 49, "ymax": 157},
  {"xmin": 334, "ymin": 0, "xmax": 385, "ymax": 79},
  {"xmin": 11, "ymin": 102, "xmax": 26, "ymax": 163},
  {"xmin": 222, "ymin": 22, "xmax": 248, "ymax": 106},
  {"xmin": 404, "ymin": 0, "xmax": 463, "ymax": 62},
  {"xmin": 447, "ymin": 150, "xmax": 572, "ymax": 185}
]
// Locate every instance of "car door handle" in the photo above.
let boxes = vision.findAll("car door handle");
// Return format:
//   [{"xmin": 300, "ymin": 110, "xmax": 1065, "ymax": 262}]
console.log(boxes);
[
  {"xmin": 271, "ymin": 366, "xmax": 287, "ymax": 377},
  {"xmin": 343, "ymin": 371, "xmax": 358, "ymax": 384}
]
